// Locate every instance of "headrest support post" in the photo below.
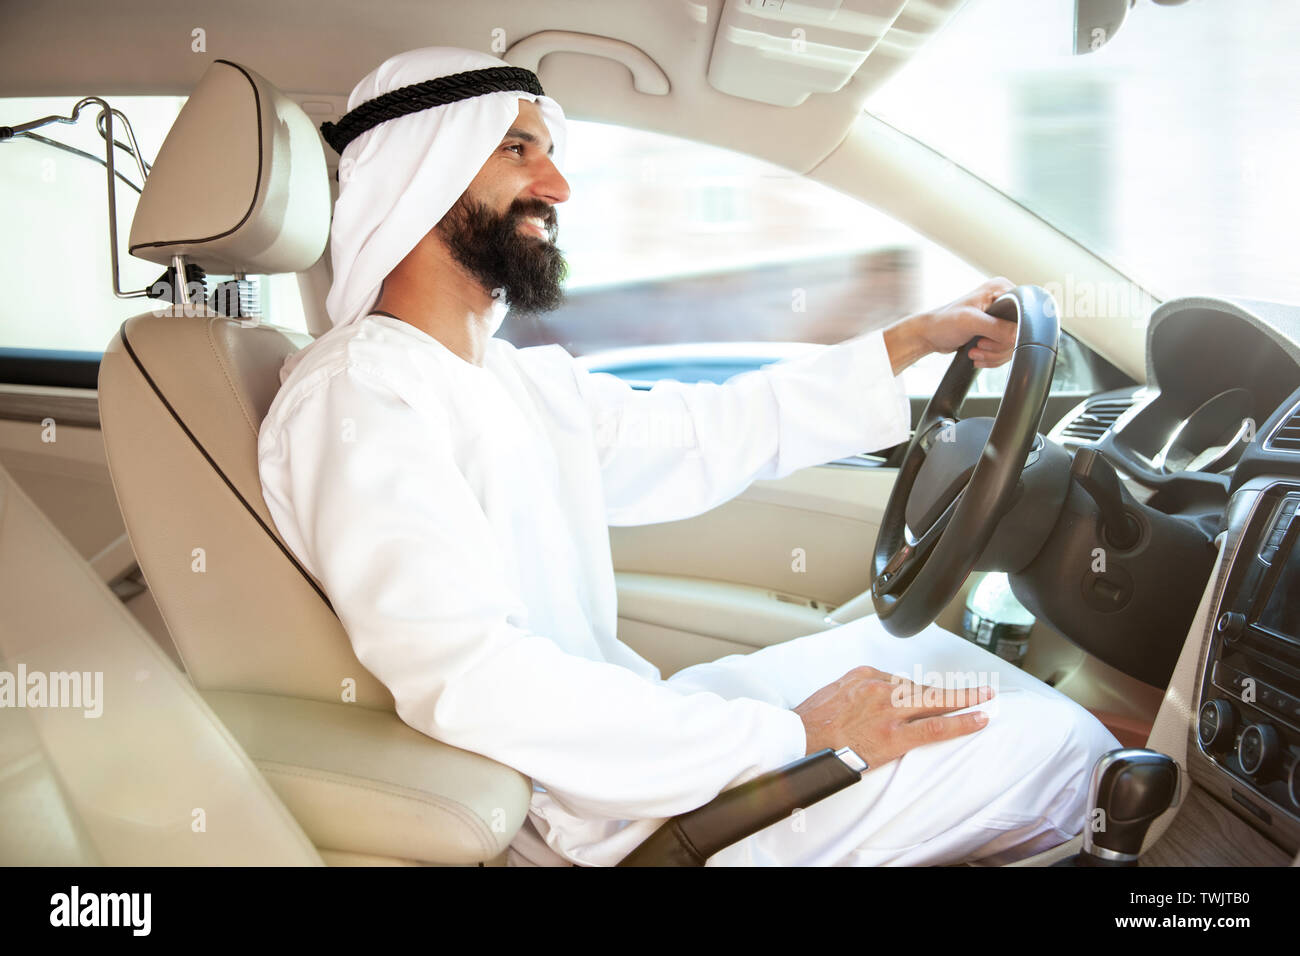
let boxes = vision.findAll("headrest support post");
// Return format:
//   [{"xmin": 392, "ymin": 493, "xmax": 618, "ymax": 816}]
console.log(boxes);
[{"xmin": 171, "ymin": 255, "xmax": 193, "ymax": 305}]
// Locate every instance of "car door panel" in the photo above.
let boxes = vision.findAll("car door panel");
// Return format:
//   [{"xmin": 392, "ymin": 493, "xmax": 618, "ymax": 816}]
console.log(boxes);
[
  {"xmin": 611, "ymin": 464, "xmax": 894, "ymax": 673},
  {"xmin": 614, "ymin": 570, "xmax": 836, "ymax": 676},
  {"xmin": 0, "ymin": 411, "xmax": 127, "ymax": 578},
  {"xmin": 611, "ymin": 465, "xmax": 896, "ymax": 606}
]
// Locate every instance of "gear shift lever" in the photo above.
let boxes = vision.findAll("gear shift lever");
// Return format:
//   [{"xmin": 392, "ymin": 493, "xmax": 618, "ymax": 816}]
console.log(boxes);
[{"xmin": 1076, "ymin": 748, "xmax": 1180, "ymax": 866}]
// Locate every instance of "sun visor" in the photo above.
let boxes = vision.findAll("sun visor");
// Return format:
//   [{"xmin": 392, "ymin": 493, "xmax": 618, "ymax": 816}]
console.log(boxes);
[{"xmin": 707, "ymin": 0, "xmax": 960, "ymax": 107}]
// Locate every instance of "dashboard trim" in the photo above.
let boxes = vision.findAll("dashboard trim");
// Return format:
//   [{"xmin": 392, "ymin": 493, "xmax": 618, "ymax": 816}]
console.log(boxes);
[
  {"xmin": 1186, "ymin": 477, "xmax": 1300, "ymax": 856},
  {"xmin": 1262, "ymin": 394, "xmax": 1300, "ymax": 453}
]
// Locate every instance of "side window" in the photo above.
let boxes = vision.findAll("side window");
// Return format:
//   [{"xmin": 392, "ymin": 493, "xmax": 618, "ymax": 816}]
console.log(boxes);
[
  {"xmin": 0, "ymin": 96, "xmax": 307, "ymax": 356},
  {"xmin": 500, "ymin": 119, "xmax": 1095, "ymax": 398}
]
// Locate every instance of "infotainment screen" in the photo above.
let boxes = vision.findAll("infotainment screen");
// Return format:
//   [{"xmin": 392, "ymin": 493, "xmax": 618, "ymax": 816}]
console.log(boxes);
[{"xmin": 1256, "ymin": 539, "xmax": 1300, "ymax": 643}]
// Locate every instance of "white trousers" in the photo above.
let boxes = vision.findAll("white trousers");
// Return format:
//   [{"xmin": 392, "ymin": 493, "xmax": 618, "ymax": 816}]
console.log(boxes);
[{"xmin": 664, "ymin": 614, "xmax": 1121, "ymax": 866}]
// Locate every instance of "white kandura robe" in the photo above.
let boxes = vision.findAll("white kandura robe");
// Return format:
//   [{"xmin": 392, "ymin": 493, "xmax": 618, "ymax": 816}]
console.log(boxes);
[{"xmin": 257, "ymin": 314, "xmax": 1119, "ymax": 867}]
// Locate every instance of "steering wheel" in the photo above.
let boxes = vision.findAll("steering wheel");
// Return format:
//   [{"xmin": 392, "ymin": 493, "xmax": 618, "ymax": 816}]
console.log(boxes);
[{"xmin": 870, "ymin": 285, "xmax": 1060, "ymax": 636}]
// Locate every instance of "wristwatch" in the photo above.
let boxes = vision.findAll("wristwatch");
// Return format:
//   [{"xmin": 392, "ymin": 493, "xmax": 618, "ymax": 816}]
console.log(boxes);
[{"xmin": 834, "ymin": 746, "xmax": 870, "ymax": 775}]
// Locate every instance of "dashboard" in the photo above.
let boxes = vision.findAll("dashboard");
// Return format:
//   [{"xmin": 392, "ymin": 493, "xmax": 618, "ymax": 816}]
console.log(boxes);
[
  {"xmin": 1048, "ymin": 296, "xmax": 1300, "ymax": 504},
  {"xmin": 1046, "ymin": 295, "xmax": 1300, "ymax": 857}
]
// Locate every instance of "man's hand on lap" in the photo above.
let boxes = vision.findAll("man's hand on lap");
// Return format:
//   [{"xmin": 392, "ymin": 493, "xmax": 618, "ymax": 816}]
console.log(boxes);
[{"xmin": 794, "ymin": 665, "xmax": 995, "ymax": 767}]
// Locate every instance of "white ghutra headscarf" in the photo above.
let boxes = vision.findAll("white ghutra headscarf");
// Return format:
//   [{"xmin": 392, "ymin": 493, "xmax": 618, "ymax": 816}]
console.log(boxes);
[{"xmin": 284, "ymin": 47, "xmax": 568, "ymax": 381}]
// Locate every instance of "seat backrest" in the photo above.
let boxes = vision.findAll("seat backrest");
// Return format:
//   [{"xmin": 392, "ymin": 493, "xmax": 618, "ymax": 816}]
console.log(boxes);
[
  {"xmin": 0, "ymin": 459, "xmax": 323, "ymax": 864},
  {"xmin": 99, "ymin": 312, "xmax": 395, "ymax": 706},
  {"xmin": 100, "ymin": 59, "xmax": 393, "ymax": 706}
]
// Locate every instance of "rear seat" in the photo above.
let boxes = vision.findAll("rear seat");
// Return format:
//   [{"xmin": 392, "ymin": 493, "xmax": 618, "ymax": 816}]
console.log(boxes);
[{"xmin": 0, "ymin": 460, "xmax": 322, "ymax": 864}]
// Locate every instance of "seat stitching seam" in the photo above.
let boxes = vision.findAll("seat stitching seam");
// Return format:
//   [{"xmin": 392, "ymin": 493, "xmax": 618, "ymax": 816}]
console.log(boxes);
[
  {"xmin": 205, "ymin": 322, "xmax": 258, "ymax": 434},
  {"xmin": 259, "ymin": 764, "xmax": 498, "ymax": 855}
]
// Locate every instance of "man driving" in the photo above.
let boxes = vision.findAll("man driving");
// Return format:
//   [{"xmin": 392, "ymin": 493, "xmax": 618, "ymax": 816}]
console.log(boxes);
[{"xmin": 258, "ymin": 46, "xmax": 1119, "ymax": 866}]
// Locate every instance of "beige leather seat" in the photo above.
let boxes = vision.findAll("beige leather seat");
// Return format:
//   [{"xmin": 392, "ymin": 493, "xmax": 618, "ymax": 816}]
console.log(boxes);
[
  {"xmin": 0, "ymin": 460, "xmax": 323, "ymax": 864},
  {"xmin": 97, "ymin": 59, "xmax": 530, "ymax": 865}
]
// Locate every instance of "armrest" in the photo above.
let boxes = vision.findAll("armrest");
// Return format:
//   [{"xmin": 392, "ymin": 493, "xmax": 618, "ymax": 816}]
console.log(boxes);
[
  {"xmin": 202, "ymin": 690, "xmax": 532, "ymax": 864},
  {"xmin": 617, "ymin": 748, "xmax": 862, "ymax": 866}
]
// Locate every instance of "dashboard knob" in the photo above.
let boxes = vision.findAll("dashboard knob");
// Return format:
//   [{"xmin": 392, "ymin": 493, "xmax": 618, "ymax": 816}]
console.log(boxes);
[
  {"xmin": 1238, "ymin": 723, "xmax": 1280, "ymax": 776},
  {"xmin": 1198, "ymin": 699, "xmax": 1235, "ymax": 752},
  {"xmin": 1216, "ymin": 611, "xmax": 1246, "ymax": 643}
]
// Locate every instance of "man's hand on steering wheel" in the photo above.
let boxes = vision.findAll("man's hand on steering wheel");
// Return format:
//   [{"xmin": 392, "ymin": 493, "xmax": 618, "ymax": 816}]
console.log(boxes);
[
  {"xmin": 871, "ymin": 282, "xmax": 1061, "ymax": 637},
  {"xmin": 883, "ymin": 277, "xmax": 1018, "ymax": 373}
]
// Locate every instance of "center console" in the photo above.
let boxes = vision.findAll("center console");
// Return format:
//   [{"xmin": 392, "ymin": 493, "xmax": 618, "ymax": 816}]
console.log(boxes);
[{"xmin": 1190, "ymin": 479, "xmax": 1300, "ymax": 853}]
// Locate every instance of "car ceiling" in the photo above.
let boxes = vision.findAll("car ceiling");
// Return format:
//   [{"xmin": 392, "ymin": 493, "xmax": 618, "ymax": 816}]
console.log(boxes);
[{"xmin": 0, "ymin": 0, "xmax": 965, "ymax": 174}]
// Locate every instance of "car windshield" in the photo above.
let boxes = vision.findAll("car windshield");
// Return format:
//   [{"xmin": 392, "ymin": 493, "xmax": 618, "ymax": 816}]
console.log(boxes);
[{"xmin": 868, "ymin": 0, "xmax": 1300, "ymax": 306}]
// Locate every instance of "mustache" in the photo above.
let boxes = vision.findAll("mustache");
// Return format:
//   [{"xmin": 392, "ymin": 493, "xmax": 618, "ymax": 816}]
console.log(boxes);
[{"xmin": 508, "ymin": 199, "xmax": 557, "ymax": 233}]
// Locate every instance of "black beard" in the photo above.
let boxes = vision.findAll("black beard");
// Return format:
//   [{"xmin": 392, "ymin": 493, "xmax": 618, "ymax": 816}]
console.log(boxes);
[{"xmin": 435, "ymin": 192, "xmax": 568, "ymax": 314}]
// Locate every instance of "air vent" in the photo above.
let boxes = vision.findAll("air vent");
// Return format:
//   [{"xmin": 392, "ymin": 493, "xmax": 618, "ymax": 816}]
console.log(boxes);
[
  {"xmin": 1060, "ymin": 396, "xmax": 1137, "ymax": 443},
  {"xmin": 1266, "ymin": 404, "xmax": 1300, "ymax": 451}
]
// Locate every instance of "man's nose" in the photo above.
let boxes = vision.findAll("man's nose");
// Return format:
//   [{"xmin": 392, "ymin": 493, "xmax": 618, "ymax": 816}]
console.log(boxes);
[{"xmin": 530, "ymin": 155, "xmax": 570, "ymax": 206}]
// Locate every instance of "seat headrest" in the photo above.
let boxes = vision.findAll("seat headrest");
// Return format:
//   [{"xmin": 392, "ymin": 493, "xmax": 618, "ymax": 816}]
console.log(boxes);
[{"xmin": 128, "ymin": 59, "xmax": 329, "ymax": 275}]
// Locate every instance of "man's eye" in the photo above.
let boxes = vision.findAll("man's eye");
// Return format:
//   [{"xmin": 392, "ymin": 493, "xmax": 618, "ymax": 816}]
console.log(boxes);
[{"xmin": 504, "ymin": 143, "xmax": 524, "ymax": 155}]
